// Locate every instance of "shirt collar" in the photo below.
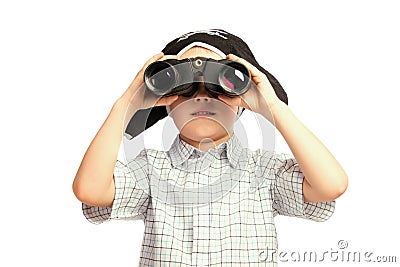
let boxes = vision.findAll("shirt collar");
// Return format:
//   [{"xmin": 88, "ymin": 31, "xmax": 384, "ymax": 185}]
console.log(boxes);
[{"xmin": 168, "ymin": 133, "xmax": 243, "ymax": 168}]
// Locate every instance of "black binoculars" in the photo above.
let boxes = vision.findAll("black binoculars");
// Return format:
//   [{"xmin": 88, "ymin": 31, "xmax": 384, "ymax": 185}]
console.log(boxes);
[{"xmin": 144, "ymin": 57, "xmax": 251, "ymax": 98}]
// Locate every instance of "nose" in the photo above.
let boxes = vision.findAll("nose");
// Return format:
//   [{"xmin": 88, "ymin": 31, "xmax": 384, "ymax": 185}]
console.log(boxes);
[{"xmin": 193, "ymin": 82, "xmax": 213, "ymax": 102}]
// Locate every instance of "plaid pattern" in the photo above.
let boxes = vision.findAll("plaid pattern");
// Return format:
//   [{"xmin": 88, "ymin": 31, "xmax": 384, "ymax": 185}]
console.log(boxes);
[{"xmin": 82, "ymin": 134, "xmax": 335, "ymax": 266}]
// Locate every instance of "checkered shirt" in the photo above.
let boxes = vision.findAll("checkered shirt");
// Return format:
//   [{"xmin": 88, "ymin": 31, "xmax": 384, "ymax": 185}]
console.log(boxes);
[{"xmin": 82, "ymin": 133, "xmax": 335, "ymax": 266}]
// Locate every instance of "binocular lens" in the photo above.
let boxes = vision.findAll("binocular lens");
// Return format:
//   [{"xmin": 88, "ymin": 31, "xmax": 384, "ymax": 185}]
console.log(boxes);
[
  {"xmin": 146, "ymin": 62, "xmax": 176, "ymax": 93},
  {"xmin": 219, "ymin": 62, "xmax": 250, "ymax": 95}
]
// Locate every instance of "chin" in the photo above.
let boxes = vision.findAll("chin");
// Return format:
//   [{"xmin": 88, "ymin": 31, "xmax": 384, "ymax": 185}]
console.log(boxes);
[{"xmin": 181, "ymin": 120, "xmax": 226, "ymax": 141}]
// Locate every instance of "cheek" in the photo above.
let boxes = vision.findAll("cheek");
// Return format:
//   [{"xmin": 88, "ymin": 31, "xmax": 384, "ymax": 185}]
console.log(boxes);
[
  {"xmin": 169, "ymin": 96, "xmax": 188, "ymax": 111},
  {"xmin": 167, "ymin": 100, "xmax": 181, "ymax": 115}
]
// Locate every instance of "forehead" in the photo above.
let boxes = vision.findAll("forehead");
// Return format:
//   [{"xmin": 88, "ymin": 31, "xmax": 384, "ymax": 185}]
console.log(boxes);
[{"xmin": 179, "ymin": 46, "xmax": 224, "ymax": 60}]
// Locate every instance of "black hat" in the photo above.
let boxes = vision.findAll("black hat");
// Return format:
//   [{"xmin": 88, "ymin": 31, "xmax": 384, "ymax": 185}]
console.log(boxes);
[{"xmin": 125, "ymin": 29, "xmax": 288, "ymax": 139}]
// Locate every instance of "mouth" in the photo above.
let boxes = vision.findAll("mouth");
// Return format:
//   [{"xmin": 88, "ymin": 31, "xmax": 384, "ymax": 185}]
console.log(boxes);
[{"xmin": 191, "ymin": 110, "xmax": 216, "ymax": 117}]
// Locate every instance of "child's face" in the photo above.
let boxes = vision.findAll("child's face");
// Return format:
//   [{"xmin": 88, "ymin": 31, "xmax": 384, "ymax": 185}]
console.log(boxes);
[{"xmin": 167, "ymin": 47, "xmax": 239, "ymax": 146}]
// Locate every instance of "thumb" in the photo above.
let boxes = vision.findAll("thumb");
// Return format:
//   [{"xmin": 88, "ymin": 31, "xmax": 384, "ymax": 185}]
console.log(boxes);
[
  {"xmin": 156, "ymin": 95, "xmax": 178, "ymax": 107},
  {"xmin": 218, "ymin": 94, "xmax": 241, "ymax": 106}
]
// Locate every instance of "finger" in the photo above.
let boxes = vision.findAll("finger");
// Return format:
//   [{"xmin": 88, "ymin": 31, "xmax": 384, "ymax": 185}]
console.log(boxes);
[
  {"xmin": 124, "ymin": 53, "xmax": 166, "ymax": 102},
  {"xmin": 219, "ymin": 93, "xmax": 256, "ymax": 111},
  {"xmin": 139, "ymin": 53, "xmax": 178, "ymax": 78},
  {"xmin": 147, "ymin": 52, "xmax": 165, "ymax": 64},
  {"xmin": 154, "ymin": 95, "xmax": 179, "ymax": 107},
  {"xmin": 159, "ymin": 54, "xmax": 179, "ymax": 61},
  {"xmin": 217, "ymin": 94, "xmax": 242, "ymax": 107},
  {"xmin": 226, "ymin": 54, "xmax": 264, "ymax": 84},
  {"xmin": 141, "ymin": 52, "xmax": 165, "ymax": 72},
  {"xmin": 133, "ymin": 52, "xmax": 165, "ymax": 85},
  {"xmin": 226, "ymin": 54, "xmax": 260, "ymax": 74}
]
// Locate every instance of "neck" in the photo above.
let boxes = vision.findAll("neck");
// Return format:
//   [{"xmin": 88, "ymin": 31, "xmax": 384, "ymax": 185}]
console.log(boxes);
[{"xmin": 179, "ymin": 132, "xmax": 233, "ymax": 152}]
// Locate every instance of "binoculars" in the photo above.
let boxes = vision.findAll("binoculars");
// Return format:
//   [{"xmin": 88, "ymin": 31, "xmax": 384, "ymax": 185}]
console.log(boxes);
[{"xmin": 144, "ymin": 57, "xmax": 251, "ymax": 98}]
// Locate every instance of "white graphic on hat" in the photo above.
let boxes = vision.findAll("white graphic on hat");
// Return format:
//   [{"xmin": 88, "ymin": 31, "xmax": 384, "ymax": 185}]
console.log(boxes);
[{"xmin": 177, "ymin": 29, "xmax": 228, "ymax": 42}]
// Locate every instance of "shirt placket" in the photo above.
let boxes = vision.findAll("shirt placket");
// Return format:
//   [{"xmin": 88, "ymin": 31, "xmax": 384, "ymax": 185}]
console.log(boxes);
[{"xmin": 192, "ymin": 205, "xmax": 211, "ymax": 267}]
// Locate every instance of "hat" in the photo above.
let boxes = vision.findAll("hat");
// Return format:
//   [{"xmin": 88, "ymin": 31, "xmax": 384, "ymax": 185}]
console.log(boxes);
[{"xmin": 125, "ymin": 29, "xmax": 288, "ymax": 139}]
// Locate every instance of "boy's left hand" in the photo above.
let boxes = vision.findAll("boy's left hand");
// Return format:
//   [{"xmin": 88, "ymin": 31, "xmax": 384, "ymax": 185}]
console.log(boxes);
[{"xmin": 217, "ymin": 54, "xmax": 283, "ymax": 122}]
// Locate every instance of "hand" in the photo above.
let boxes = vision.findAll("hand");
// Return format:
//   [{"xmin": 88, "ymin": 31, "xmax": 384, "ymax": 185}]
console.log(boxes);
[
  {"xmin": 118, "ymin": 52, "xmax": 180, "ymax": 111},
  {"xmin": 217, "ymin": 54, "xmax": 283, "ymax": 123}
]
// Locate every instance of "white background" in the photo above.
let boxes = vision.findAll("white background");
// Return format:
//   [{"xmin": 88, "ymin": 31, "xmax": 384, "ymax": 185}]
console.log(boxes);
[{"xmin": 1, "ymin": 0, "xmax": 399, "ymax": 266}]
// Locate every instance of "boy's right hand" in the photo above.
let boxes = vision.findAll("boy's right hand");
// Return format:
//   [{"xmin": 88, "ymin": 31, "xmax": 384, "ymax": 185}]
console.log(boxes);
[{"xmin": 118, "ymin": 52, "xmax": 179, "ymax": 111}]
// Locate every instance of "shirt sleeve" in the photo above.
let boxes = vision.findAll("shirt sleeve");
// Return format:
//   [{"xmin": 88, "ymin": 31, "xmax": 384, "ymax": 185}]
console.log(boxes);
[
  {"xmin": 271, "ymin": 153, "xmax": 335, "ymax": 222},
  {"xmin": 82, "ymin": 149, "xmax": 150, "ymax": 224}
]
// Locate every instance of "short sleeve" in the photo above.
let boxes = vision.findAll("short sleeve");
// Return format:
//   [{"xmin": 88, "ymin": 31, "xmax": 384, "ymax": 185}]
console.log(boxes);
[
  {"xmin": 272, "ymin": 154, "xmax": 335, "ymax": 222},
  {"xmin": 82, "ymin": 149, "xmax": 150, "ymax": 224}
]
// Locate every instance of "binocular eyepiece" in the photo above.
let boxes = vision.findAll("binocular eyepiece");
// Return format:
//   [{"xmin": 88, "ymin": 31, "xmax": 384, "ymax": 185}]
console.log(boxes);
[{"xmin": 144, "ymin": 57, "xmax": 251, "ymax": 98}]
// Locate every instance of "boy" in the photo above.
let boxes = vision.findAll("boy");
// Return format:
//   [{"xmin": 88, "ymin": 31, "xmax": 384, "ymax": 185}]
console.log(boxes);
[{"xmin": 73, "ymin": 29, "xmax": 348, "ymax": 266}]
